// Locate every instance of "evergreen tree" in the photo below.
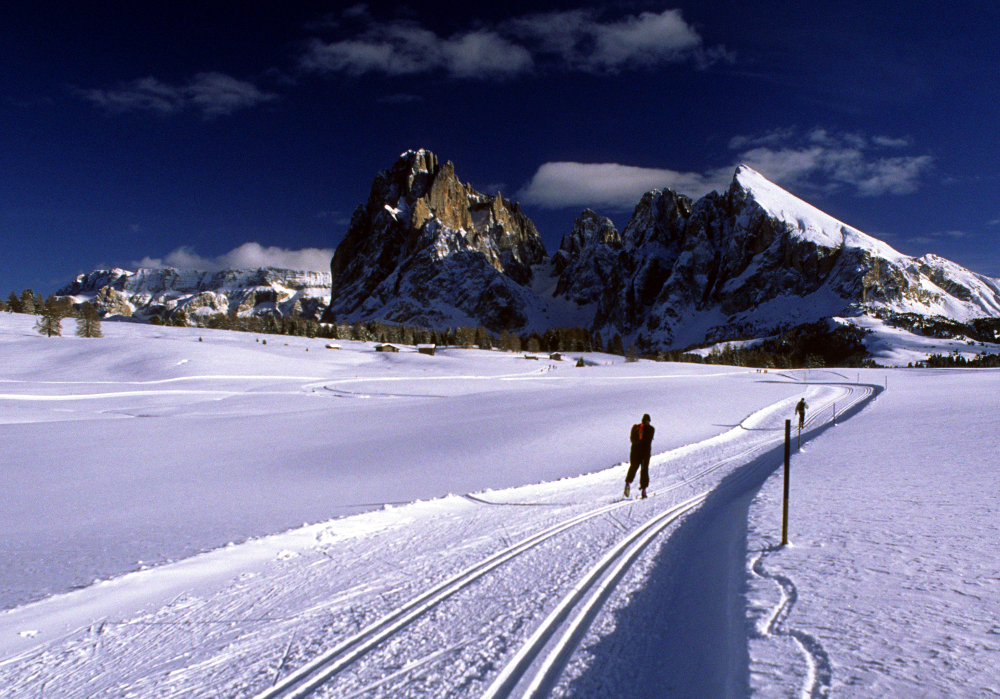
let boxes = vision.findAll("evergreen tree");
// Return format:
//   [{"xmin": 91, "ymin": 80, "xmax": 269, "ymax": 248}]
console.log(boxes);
[
  {"xmin": 475, "ymin": 326, "xmax": 492, "ymax": 350},
  {"xmin": 592, "ymin": 331, "xmax": 604, "ymax": 353},
  {"xmin": 610, "ymin": 333, "xmax": 625, "ymax": 356},
  {"xmin": 19, "ymin": 290, "xmax": 36, "ymax": 315},
  {"xmin": 6, "ymin": 291, "xmax": 20, "ymax": 313},
  {"xmin": 35, "ymin": 297, "xmax": 63, "ymax": 337},
  {"xmin": 76, "ymin": 302, "xmax": 103, "ymax": 338},
  {"xmin": 171, "ymin": 309, "xmax": 188, "ymax": 327}
]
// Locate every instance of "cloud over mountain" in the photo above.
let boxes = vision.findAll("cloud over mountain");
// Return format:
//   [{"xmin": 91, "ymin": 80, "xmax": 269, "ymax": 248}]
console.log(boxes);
[
  {"xmin": 134, "ymin": 243, "xmax": 334, "ymax": 272},
  {"xmin": 517, "ymin": 162, "xmax": 731, "ymax": 209},
  {"xmin": 519, "ymin": 128, "xmax": 934, "ymax": 210},
  {"xmin": 732, "ymin": 128, "xmax": 934, "ymax": 196}
]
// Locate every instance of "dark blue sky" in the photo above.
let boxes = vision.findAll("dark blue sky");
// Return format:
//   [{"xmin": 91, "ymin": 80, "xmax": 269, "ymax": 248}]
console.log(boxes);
[{"xmin": 4, "ymin": 0, "xmax": 999, "ymax": 296}]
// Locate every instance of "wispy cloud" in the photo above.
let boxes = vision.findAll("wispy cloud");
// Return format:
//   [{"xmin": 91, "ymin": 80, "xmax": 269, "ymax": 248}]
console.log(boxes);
[
  {"xmin": 134, "ymin": 243, "xmax": 333, "ymax": 272},
  {"xmin": 519, "ymin": 127, "xmax": 934, "ymax": 210},
  {"xmin": 906, "ymin": 229, "xmax": 970, "ymax": 246},
  {"xmin": 301, "ymin": 24, "xmax": 532, "ymax": 79},
  {"xmin": 517, "ymin": 162, "xmax": 732, "ymax": 210},
  {"xmin": 80, "ymin": 72, "xmax": 277, "ymax": 118},
  {"xmin": 732, "ymin": 128, "xmax": 933, "ymax": 196},
  {"xmin": 300, "ymin": 7, "xmax": 727, "ymax": 80}
]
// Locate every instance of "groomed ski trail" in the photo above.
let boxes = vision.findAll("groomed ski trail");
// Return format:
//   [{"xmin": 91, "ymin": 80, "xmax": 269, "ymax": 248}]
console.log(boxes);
[{"xmin": 252, "ymin": 378, "xmax": 876, "ymax": 699}]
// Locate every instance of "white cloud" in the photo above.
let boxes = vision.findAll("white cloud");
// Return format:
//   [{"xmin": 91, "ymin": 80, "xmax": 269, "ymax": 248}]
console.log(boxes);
[
  {"xmin": 301, "ymin": 7, "xmax": 724, "ymax": 80},
  {"xmin": 518, "ymin": 128, "xmax": 934, "ymax": 211},
  {"xmin": 82, "ymin": 77, "xmax": 185, "ymax": 115},
  {"xmin": 134, "ymin": 243, "xmax": 333, "ymax": 272},
  {"xmin": 507, "ymin": 8, "xmax": 715, "ymax": 73},
  {"xmin": 186, "ymin": 72, "xmax": 278, "ymax": 117},
  {"xmin": 732, "ymin": 128, "xmax": 934, "ymax": 196},
  {"xmin": 301, "ymin": 23, "xmax": 532, "ymax": 79},
  {"xmin": 517, "ymin": 161, "xmax": 731, "ymax": 210},
  {"xmin": 81, "ymin": 73, "xmax": 277, "ymax": 118}
]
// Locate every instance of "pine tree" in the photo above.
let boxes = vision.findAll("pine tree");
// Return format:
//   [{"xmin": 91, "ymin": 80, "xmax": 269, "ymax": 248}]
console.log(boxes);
[
  {"xmin": 475, "ymin": 326, "xmax": 492, "ymax": 350},
  {"xmin": 19, "ymin": 290, "xmax": 36, "ymax": 315},
  {"xmin": 76, "ymin": 302, "xmax": 103, "ymax": 338},
  {"xmin": 35, "ymin": 297, "xmax": 63, "ymax": 337},
  {"xmin": 610, "ymin": 333, "xmax": 625, "ymax": 356}
]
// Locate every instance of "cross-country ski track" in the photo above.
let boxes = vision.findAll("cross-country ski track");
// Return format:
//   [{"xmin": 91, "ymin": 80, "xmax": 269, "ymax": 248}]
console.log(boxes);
[{"xmin": 1, "ymin": 367, "xmax": 877, "ymax": 699}]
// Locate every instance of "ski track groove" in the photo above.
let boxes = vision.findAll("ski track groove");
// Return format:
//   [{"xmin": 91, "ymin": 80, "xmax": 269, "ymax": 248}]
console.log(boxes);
[
  {"xmin": 3, "ymin": 376, "xmax": 876, "ymax": 699},
  {"xmin": 478, "ymin": 379, "xmax": 872, "ymax": 699},
  {"xmin": 253, "ymin": 378, "xmax": 872, "ymax": 699},
  {"xmin": 751, "ymin": 551, "xmax": 833, "ymax": 699}
]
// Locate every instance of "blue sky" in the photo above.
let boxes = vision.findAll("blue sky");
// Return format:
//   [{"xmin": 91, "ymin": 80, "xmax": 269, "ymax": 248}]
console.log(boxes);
[{"xmin": 3, "ymin": 0, "xmax": 999, "ymax": 296}]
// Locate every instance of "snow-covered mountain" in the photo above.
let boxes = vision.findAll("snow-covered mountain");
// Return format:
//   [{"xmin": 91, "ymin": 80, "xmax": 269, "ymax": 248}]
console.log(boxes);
[
  {"xmin": 59, "ymin": 152, "xmax": 1000, "ymax": 352},
  {"xmin": 560, "ymin": 165, "xmax": 1000, "ymax": 350},
  {"xmin": 325, "ymin": 151, "xmax": 1000, "ymax": 350},
  {"xmin": 58, "ymin": 267, "xmax": 331, "ymax": 321}
]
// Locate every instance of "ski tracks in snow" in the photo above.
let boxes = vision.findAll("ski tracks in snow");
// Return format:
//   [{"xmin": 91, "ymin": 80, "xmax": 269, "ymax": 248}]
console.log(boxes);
[
  {"xmin": 1, "ymin": 375, "xmax": 879, "ymax": 698},
  {"xmin": 750, "ymin": 547, "xmax": 832, "ymax": 699}
]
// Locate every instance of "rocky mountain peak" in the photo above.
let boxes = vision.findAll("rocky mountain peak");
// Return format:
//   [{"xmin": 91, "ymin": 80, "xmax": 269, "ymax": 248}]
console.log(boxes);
[{"xmin": 325, "ymin": 150, "xmax": 549, "ymax": 330}]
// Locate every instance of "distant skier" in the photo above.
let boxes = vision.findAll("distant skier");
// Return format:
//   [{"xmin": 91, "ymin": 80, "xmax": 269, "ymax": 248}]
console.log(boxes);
[
  {"xmin": 795, "ymin": 398, "xmax": 808, "ymax": 430},
  {"xmin": 625, "ymin": 414, "xmax": 655, "ymax": 499}
]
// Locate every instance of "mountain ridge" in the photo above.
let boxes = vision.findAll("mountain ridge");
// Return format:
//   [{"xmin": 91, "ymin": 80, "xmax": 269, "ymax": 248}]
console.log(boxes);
[{"xmin": 57, "ymin": 150, "xmax": 1000, "ymax": 358}]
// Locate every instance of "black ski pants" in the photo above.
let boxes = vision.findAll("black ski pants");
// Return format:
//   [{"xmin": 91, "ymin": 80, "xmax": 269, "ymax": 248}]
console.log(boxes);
[{"xmin": 626, "ymin": 453, "xmax": 650, "ymax": 490}]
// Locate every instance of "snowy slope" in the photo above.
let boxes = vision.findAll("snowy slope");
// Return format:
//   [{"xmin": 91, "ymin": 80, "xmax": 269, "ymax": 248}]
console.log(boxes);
[
  {"xmin": 1, "ymin": 314, "xmax": 998, "ymax": 698},
  {"xmin": 58, "ymin": 267, "xmax": 332, "ymax": 320},
  {"xmin": 732, "ymin": 166, "xmax": 903, "ymax": 260}
]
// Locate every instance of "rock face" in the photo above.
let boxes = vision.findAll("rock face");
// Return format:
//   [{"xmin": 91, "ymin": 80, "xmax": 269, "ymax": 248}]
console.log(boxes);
[
  {"xmin": 555, "ymin": 165, "xmax": 1000, "ymax": 350},
  {"xmin": 551, "ymin": 209, "xmax": 621, "ymax": 306},
  {"xmin": 57, "ymin": 156, "xmax": 1000, "ymax": 351},
  {"xmin": 324, "ymin": 150, "xmax": 550, "ymax": 331},
  {"xmin": 58, "ymin": 268, "xmax": 331, "ymax": 321}
]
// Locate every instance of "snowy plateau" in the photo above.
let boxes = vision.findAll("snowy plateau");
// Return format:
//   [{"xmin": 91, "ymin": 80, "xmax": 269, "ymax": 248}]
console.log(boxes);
[{"xmin": 1, "ymin": 312, "xmax": 998, "ymax": 698}]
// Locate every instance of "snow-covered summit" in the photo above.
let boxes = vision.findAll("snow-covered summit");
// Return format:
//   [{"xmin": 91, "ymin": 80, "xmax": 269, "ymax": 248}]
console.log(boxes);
[
  {"xmin": 731, "ymin": 165, "xmax": 905, "ymax": 262},
  {"xmin": 551, "ymin": 164, "xmax": 1000, "ymax": 350},
  {"xmin": 58, "ymin": 266, "xmax": 332, "ymax": 321}
]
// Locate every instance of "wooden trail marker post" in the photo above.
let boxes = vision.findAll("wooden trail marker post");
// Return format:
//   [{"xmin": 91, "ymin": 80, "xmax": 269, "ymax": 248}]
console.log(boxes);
[{"xmin": 782, "ymin": 419, "xmax": 791, "ymax": 546}]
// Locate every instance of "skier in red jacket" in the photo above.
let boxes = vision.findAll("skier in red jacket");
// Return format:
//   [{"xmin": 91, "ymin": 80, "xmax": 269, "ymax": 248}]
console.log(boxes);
[{"xmin": 625, "ymin": 414, "xmax": 654, "ymax": 499}]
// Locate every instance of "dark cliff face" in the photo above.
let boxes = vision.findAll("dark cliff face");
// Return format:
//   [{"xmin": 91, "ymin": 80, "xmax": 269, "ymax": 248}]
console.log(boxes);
[
  {"xmin": 325, "ymin": 150, "xmax": 550, "ymax": 331},
  {"xmin": 583, "ymin": 169, "xmax": 861, "ymax": 344},
  {"xmin": 551, "ymin": 209, "xmax": 621, "ymax": 305}
]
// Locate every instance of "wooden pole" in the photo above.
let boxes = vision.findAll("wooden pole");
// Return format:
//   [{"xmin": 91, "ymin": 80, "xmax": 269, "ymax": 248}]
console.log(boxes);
[{"xmin": 782, "ymin": 419, "xmax": 791, "ymax": 546}]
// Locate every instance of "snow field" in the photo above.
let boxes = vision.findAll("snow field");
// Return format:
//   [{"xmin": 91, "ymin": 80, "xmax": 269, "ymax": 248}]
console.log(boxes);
[
  {"xmin": 2, "ymin": 313, "xmax": 997, "ymax": 698},
  {"xmin": 746, "ymin": 370, "xmax": 1000, "ymax": 698}
]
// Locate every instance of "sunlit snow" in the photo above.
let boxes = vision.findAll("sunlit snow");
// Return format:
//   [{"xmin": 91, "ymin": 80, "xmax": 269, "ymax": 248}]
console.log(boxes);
[{"xmin": 1, "ymin": 313, "xmax": 997, "ymax": 697}]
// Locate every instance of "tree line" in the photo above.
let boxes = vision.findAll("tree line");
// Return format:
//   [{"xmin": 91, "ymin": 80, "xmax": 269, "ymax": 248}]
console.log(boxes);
[
  {"xmin": 147, "ymin": 309, "xmax": 611, "ymax": 354},
  {"xmin": 922, "ymin": 351, "xmax": 1000, "ymax": 368},
  {"xmin": 653, "ymin": 320, "xmax": 877, "ymax": 369},
  {"xmin": 4, "ymin": 290, "xmax": 103, "ymax": 338}
]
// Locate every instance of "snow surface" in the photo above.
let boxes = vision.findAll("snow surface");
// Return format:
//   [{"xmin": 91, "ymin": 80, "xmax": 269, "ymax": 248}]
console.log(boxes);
[
  {"xmin": 734, "ymin": 166, "xmax": 906, "ymax": 263},
  {"xmin": 1, "ymin": 313, "xmax": 997, "ymax": 698}
]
